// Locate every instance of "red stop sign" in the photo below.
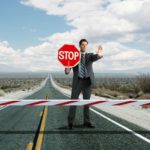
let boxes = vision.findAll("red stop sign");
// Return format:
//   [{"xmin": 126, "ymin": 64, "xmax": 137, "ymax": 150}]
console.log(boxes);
[{"xmin": 58, "ymin": 44, "xmax": 80, "ymax": 67}]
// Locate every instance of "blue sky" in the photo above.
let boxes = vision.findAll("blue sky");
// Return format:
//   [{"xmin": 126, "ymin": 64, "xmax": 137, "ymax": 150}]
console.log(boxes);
[
  {"xmin": 0, "ymin": 0, "xmax": 71, "ymax": 49},
  {"xmin": 0, "ymin": 0, "xmax": 149, "ymax": 73}
]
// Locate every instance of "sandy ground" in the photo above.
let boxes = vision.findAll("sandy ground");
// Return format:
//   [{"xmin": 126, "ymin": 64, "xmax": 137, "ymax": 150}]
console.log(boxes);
[
  {"xmin": 51, "ymin": 75, "xmax": 150, "ymax": 131},
  {"xmin": 0, "ymin": 77, "xmax": 48, "ymax": 109}
]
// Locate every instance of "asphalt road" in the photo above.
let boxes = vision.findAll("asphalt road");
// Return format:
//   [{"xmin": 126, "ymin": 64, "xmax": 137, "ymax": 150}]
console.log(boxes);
[{"xmin": 0, "ymin": 76, "xmax": 150, "ymax": 150}]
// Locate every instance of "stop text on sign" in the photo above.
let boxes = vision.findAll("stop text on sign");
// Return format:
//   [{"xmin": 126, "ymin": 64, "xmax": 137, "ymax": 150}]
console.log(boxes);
[{"xmin": 58, "ymin": 51, "xmax": 79, "ymax": 60}]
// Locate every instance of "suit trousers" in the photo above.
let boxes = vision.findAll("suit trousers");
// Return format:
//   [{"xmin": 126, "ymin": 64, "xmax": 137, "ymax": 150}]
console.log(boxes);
[{"xmin": 68, "ymin": 77, "xmax": 92, "ymax": 124}]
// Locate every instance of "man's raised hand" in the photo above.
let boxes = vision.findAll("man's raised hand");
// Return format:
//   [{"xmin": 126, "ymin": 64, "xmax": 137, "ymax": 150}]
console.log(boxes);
[{"xmin": 96, "ymin": 45, "xmax": 103, "ymax": 57}]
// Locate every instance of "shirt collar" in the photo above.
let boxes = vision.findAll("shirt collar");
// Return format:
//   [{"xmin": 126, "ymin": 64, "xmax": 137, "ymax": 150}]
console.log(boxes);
[{"xmin": 80, "ymin": 51, "xmax": 86, "ymax": 54}]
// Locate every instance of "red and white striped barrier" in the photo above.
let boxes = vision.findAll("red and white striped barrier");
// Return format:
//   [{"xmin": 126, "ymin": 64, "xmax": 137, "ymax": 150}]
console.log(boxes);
[{"xmin": 0, "ymin": 99, "xmax": 150, "ymax": 106}]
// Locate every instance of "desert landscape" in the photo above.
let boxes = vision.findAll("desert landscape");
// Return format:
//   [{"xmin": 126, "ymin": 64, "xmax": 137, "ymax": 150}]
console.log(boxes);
[
  {"xmin": 53, "ymin": 72, "xmax": 150, "ymax": 99},
  {"xmin": 0, "ymin": 72, "xmax": 47, "ymax": 98}
]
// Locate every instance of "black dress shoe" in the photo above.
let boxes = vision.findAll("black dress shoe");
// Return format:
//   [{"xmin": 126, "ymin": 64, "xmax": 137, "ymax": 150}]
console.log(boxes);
[
  {"xmin": 68, "ymin": 123, "xmax": 73, "ymax": 129},
  {"xmin": 83, "ymin": 123, "xmax": 95, "ymax": 128}
]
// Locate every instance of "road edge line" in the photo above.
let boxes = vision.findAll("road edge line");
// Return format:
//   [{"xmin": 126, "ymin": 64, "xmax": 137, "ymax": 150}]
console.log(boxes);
[{"xmin": 90, "ymin": 108, "xmax": 150, "ymax": 144}]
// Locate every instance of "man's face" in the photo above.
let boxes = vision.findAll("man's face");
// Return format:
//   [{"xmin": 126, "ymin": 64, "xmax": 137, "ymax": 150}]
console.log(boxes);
[{"xmin": 79, "ymin": 41, "xmax": 88, "ymax": 52}]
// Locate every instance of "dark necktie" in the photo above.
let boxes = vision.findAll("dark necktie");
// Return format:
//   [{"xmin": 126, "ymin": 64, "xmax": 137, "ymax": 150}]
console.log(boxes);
[{"xmin": 79, "ymin": 53, "xmax": 86, "ymax": 78}]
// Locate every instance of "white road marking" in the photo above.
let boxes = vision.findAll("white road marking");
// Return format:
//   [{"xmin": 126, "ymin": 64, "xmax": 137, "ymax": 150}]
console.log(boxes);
[
  {"xmin": 90, "ymin": 108, "xmax": 150, "ymax": 144},
  {"xmin": 0, "ymin": 106, "xmax": 8, "ymax": 111}
]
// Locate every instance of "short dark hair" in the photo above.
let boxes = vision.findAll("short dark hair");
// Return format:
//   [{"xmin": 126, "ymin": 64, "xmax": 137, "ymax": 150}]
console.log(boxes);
[{"xmin": 79, "ymin": 39, "xmax": 88, "ymax": 46}]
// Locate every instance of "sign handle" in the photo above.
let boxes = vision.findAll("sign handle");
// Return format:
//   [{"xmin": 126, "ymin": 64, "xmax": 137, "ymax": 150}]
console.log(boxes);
[{"xmin": 67, "ymin": 61, "xmax": 70, "ymax": 68}]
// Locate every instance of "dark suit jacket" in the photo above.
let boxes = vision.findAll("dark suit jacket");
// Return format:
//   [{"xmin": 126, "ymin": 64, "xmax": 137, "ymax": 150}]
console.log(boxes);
[{"xmin": 71, "ymin": 53, "xmax": 103, "ymax": 89}]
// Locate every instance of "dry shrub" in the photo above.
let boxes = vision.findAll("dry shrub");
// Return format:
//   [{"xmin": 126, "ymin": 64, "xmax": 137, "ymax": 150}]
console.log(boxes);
[{"xmin": 136, "ymin": 73, "xmax": 150, "ymax": 93}]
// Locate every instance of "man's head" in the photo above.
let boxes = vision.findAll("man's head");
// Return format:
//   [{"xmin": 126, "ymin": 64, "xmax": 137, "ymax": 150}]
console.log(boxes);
[{"xmin": 79, "ymin": 39, "xmax": 88, "ymax": 52}]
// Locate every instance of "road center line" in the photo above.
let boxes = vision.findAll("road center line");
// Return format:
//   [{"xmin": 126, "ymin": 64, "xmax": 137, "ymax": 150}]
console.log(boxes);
[
  {"xmin": 34, "ymin": 106, "xmax": 48, "ymax": 150},
  {"xmin": 26, "ymin": 142, "xmax": 33, "ymax": 150}
]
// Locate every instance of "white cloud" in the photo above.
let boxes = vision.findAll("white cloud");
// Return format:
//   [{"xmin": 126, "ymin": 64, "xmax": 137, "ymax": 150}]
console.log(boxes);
[
  {"xmin": 0, "ymin": 40, "xmax": 150, "ymax": 72},
  {"xmin": 21, "ymin": 0, "xmax": 149, "ymax": 37},
  {"xmin": 100, "ymin": 41, "xmax": 150, "ymax": 71},
  {"xmin": 0, "ymin": 41, "xmax": 57, "ymax": 72}
]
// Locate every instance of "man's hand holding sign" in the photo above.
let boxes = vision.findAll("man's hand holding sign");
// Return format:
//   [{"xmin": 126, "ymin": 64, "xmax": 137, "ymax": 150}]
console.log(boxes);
[{"xmin": 58, "ymin": 39, "xmax": 104, "ymax": 129}]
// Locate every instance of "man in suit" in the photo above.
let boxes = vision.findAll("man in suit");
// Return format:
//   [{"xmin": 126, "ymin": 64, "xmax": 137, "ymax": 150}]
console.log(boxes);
[{"xmin": 65, "ymin": 39, "xmax": 103, "ymax": 129}]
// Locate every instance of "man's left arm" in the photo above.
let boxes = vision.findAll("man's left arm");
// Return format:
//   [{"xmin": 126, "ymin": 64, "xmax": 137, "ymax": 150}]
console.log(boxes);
[{"xmin": 90, "ymin": 45, "xmax": 104, "ymax": 62}]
